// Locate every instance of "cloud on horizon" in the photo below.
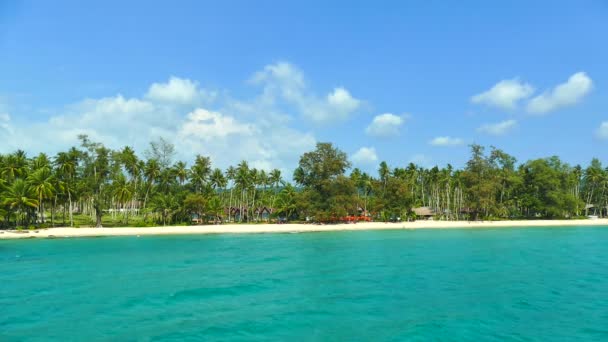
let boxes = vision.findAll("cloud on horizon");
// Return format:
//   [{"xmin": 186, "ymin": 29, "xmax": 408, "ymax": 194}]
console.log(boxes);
[{"xmin": 0, "ymin": 65, "xmax": 329, "ymax": 174}]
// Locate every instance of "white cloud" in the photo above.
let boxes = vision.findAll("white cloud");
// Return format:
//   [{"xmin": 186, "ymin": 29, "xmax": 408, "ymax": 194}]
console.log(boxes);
[
  {"xmin": 471, "ymin": 79, "xmax": 535, "ymax": 109},
  {"xmin": 327, "ymin": 87, "xmax": 360, "ymax": 114},
  {"xmin": 429, "ymin": 136, "xmax": 464, "ymax": 146},
  {"xmin": 527, "ymin": 72, "xmax": 593, "ymax": 114},
  {"xmin": 179, "ymin": 108, "xmax": 253, "ymax": 141},
  {"xmin": 351, "ymin": 147, "xmax": 378, "ymax": 165},
  {"xmin": 365, "ymin": 113, "xmax": 405, "ymax": 137},
  {"xmin": 146, "ymin": 76, "xmax": 216, "ymax": 105},
  {"xmin": 477, "ymin": 119, "xmax": 517, "ymax": 136},
  {"xmin": 251, "ymin": 62, "xmax": 362, "ymax": 124},
  {"xmin": 251, "ymin": 62, "xmax": 306, "ymax": 95},
  {"xmin": 596, "ymin": 121, "xmax": 608, "ymax": 140},
  {"xmin": 0, "ymin": 65, "xmax": 324, "ymax": 174}
]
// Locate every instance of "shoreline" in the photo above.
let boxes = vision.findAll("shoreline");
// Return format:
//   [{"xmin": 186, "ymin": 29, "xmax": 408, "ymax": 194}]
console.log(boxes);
[{"xmin": 1, "ymin": 219, "xmax": 607, "ymax": 240}]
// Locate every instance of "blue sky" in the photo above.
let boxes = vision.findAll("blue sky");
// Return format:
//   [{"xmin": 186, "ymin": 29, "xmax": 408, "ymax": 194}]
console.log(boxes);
[{"xmin": 0, "ymin": 0, "xmax": 607, "ymax": 176}]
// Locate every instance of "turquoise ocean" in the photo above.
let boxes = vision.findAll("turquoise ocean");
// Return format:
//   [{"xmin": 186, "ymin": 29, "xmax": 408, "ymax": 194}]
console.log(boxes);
[{"xmin": 2, "ymin": 227, "xmax": 608, "ymax": 341}]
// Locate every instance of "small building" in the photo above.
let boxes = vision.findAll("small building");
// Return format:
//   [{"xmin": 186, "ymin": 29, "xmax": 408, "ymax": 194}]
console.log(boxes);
[
  {"xmin": 412, "ymin": 207, "xmax": 436, "ymax": 220},
  {"xmin": 254, "ymin": 206, "xmax": 274, "ymax": 221}
]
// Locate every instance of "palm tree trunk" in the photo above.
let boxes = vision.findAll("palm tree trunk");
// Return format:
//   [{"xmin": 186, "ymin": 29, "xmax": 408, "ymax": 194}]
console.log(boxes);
[
  {"xmin": 68, "ymin": 191, "xmax": 73, "ymax": 227},
  {"xmin": 40, "ymin": 194, "xmax": 44, "ymax": 224}
]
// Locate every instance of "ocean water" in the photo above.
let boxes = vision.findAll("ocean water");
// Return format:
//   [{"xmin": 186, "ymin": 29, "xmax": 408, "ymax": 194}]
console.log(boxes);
[{"xmin": 1, "ymin": 227, "xmax": 608, "ymax": 341}]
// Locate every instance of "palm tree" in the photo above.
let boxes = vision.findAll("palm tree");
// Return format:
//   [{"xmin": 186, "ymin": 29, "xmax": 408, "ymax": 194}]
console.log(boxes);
[
  {"xmin": 1, "ymin": 151, "xmax": 27, "ymax": 181},
  {"xmin": 118, "ymin": 147, "xmax": 141, "ymax": 215},
  {"xmin": 173, "ymin": 161, "xmax": 188, "ymax": 186},
  {"xmin": 378, "ymin": 161, "xmax": 390, "ymax": 195},
  {"xmin": 235, "ymin": 161, "xmax": 251, "ymax": 222},
  {"xmin": 275, "ymin": 184, "xmax": 297, "ymax": 220},
  {"xmin": 142, "ymin": 159, "xmax": 161, "ymax": 212},
  {"xmin": 269, "ymin": 168, "xmax": 282, "ymax": 208},
  {"xmin": 206, "ymin": 196, "xmax": 223, "ymax": 223},
  {"xmin": 31, "ymin": 153, "xmax": 51, "ymax": 171},
  {"xmin": 189, "ymin": 155, "xmax": 211, "ymax": 193},
  {"xmin": 359, "ymin": 172, "xmax": 372, "ymax": 216},
  {"xmin": 226, "ymin": 166, "xmax": 236, "ymax": 222},
  {"xmin": 27, "ymin": 167, "xmax": 55, "ymax": 224},
  {"xmin": 149, "ymin": 193, "xmax": 177, "ymax": 226},
  {"xmin": 55, "ymin": 151, "xmax": 79, "ymax": 226},
  {"xmin": 2, "ymin": 179, "xmax": 38, "ymax": 227},
  {"xmin": 210, "ymin": 168, "xmax": 227, "ymax": 191},
  {"xmin": 584, "ymin": 159, "xmax": 605, "ymax": 215},
  {"xmin": 113, "ymin": 174, "xmax": 133, "ymax": 223}
]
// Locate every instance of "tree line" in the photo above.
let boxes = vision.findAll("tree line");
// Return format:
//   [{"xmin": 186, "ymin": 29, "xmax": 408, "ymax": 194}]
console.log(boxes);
[{"xmin": 0, "ymin": 135, "xmax": 606, "ymax": 228}]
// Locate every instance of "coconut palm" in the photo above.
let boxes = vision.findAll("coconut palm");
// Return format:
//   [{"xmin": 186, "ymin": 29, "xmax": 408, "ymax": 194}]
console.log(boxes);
[
  {"xmin": 1, "ymin": 151, "xmax": 28, "ymax": 181},
  {"xmin": 31, "ymin": 153, "xmax": 51, "ymax": 171},
  {"xmin": 189, "ymin": 155, "xmax": 212, "ymax": 193},
  {"xmin": 210, "ymin": 168, "xmax": 226, "ymax": 190},
  {"xmin": 27, "ymin": 167, "xmax": 55, "ymax": 224},
  {"xmin": 142, "ymin": 158, "xmax": 161, "ymax": 211},
  {"xmin": 206, "ymin": 196, "xmax": 223, "ymax": 223},
  {"xmin": 173, "ymin": 161, "xmax": 188, "ymax": 186},
  {"xmin": 2, "ymin": 179, "xmax": 39, "ymax": 227},
  {"xmin": 55, "ymin": 151, "xmax": 79, "ymax": 226},
  {"xmin": 225, "ymin": 166, "xmax": 236, "ymax": 222},
  {"xmin": 113, "ymin": 174, "xmax": 133, "ymax": 223},
  {"xmin": 275, "ymin": 184, "xmax": 297, "ymax": 220},
  {"xmin": 149, "ymin": 193, "xmax": 178, "ymax": 226},
  {"xmin": 235, "ymin": 161, "xmax": 251, "ymax": 222}
]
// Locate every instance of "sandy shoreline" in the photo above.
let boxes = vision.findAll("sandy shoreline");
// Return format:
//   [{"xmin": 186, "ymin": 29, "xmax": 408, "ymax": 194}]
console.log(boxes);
[{"xmin": 1, "ymin": 219, "xmax": 607, "ymax": 239}]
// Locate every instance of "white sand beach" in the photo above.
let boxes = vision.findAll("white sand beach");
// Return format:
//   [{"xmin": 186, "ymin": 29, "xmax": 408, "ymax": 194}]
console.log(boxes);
[{"xmin": 1, "ymin": 219, "xmax": 607, "ymax": 239}]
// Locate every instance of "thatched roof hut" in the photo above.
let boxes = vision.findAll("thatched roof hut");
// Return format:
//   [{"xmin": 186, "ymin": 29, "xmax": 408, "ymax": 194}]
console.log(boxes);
[{"xmin": 412, "ymin": 207, "xmax": 436, "ymax": 218}]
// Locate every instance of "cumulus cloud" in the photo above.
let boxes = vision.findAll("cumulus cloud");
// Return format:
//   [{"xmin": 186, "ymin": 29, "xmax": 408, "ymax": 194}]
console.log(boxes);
[
  {"xmin": 351, "ymin": 147, "xmax": 378, "ymax": 165},
  {"xmin": 177, "ymin": 107, "xmax": 315, "ymax": 171},
  {"xmin": 179, "ymin": 108, "xmax": 253, "ymax": 141},
  {"xmin": 146, "ymin": 76, "xmax": 216, "ymax": 105},
  {"xmin": 527, "ymin": 72, "xmax": 593, "ymax": 114},
  {"xmin": 0, "ymin": 65, "xmax": 326, "ymax": 173},
  {"xmin": 596, "ymin": 121, "xmax": 608, "ymax": 140},
  {"xmin": 471, "ymin": 79, "xmax": 534, "ymax": 110},
  {"xmin": 429, "ymin": 136, "xmax": 464, "ymax": 146},
  {"xmin": 477, "ymin": 119, "xmax": 517, "ymax": 136},
  {"xmin": 327, "ymin": 87, "xmax": 360, "ymax": 114},
  {"xmin": 251, "ymin": 62, "xmax": 362, "ymax": 123},
  {"xmin": 365, "ymin": 113, "xmax": 405, "ymax": 137}
]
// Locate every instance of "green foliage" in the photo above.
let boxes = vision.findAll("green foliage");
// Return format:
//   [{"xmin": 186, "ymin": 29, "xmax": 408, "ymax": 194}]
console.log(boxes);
[
  {"xmin": 0, "ymin": 136, "xmax": 607, "ymax": 229},
  {"xmin": 294, "ymin": 142, "xmax": 351, "ymax": 189}
]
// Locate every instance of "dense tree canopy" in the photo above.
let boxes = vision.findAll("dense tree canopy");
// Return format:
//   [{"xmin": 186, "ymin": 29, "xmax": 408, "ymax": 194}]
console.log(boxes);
[{"xmin": 1, "ymin": 137, "xmax": 606, "ymax": 229}]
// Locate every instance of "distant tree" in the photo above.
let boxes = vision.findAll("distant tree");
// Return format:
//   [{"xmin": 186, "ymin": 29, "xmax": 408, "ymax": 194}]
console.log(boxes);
[
  {"xmin": 294, "ymin": 142, "xmax": 351, "ymax": 190},
  {"xmin": 145, "ymin": 137, "xmax": 175, "ymax": 170},
  {"xmin": 294, "ymin": 143, "xmax": 354, "ymax": 220},
  {"xmin": 78, "ymin": 134, "xmax": 112, "ymax": 228}
]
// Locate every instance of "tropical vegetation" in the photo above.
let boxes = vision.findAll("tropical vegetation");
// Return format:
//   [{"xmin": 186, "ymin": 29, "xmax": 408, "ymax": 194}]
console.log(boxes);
[{"xmin": 1, "ymin": 135, "xmax": 607, "ymax": 229}]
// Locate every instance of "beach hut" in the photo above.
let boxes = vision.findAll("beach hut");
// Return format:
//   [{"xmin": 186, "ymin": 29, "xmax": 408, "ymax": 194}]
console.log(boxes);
[
  {"xmin": 412, "ymin": 207, "xmax": 436, "ymax": 220},
  {"xmin": 254, "ymin": 207, "xmax": 274, "ymax": 221}
]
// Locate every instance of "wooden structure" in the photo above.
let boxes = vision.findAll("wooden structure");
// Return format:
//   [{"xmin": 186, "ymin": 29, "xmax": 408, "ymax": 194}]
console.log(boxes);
[{"xmin": 412, "ymin": 206, "xmax": 436, "ymax": 220}]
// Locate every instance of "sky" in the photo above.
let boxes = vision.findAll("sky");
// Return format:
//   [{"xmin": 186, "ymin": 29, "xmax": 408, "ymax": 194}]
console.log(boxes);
[{"xmin": 0, "ymin": 0, "xmax": 607, "ymax": 177}]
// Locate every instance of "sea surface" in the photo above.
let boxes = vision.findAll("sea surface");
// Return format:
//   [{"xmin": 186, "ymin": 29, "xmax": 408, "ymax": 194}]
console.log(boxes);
[{"xmin": 2, "ymin": 227, "xmax": 608, "ymax": 341}]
